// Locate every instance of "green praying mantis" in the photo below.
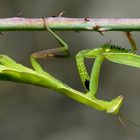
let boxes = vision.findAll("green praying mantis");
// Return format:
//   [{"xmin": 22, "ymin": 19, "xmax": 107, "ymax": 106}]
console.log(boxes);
[
  {"xmin": 0, "ymin": 20, "xmax": 140, "ymax": 115},
  {"xmin": 26, "ymin": 26, "xmax": 140, "ymax": 115}
]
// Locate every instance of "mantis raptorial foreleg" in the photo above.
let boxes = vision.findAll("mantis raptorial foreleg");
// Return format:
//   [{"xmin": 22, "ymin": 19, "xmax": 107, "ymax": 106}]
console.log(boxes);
[
  {"xmin": 76, "ymin": 41, "xmax": 140, "ymax": 100},
  {"xmin": 75, "ymin": 50, "xmax": 91, "ymax": 91},
  {"xmin": 76, "ymin": 49, "xmax": 104, "ymax": 98}
]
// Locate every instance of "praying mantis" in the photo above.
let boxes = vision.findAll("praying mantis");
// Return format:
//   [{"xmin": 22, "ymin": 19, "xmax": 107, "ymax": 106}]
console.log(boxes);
[
  {"xmin": 31, "ymin": 23, "xmax": 140, "ymax": 115},
  {"xmin": 0, "ymin": 20, "xmax": 140, "ymax": 116}
]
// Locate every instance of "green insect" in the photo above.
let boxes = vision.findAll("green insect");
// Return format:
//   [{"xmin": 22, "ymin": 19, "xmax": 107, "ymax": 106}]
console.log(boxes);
[
  {"xmin": 0, "ymin": 22, "xmax": 140, "ymax": 115},
  {"xmin": 30, "ymin": 25, "xmax": 140, "ymax": 114}
]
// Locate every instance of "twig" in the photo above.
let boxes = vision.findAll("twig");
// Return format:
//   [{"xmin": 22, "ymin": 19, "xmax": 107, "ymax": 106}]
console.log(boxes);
[{"xmin": 0, "ymin": 17, "xmax": 140, "ymax": 32}]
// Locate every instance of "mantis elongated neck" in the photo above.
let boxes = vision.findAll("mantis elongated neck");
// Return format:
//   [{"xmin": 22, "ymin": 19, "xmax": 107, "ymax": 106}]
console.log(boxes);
[{"xmin": 87, "ymin": 55, "xmax": 104, "ymax": 98}]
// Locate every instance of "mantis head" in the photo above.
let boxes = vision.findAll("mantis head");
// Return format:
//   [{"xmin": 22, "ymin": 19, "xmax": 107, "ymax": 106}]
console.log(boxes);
[{"xmin": 106, "ymin": 95, "xmax": 123, "ymax": 114}]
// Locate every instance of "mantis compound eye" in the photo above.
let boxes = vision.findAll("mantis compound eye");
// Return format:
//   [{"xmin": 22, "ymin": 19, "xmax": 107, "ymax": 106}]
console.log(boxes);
[{"xmin": 85, "ymin": 80, "xmax": 90, "ymax": 90}]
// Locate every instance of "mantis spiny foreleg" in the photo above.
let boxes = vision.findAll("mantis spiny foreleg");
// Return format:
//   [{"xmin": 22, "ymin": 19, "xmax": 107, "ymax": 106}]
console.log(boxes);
[
  {"xmin": 76, "ymin": 42, "xmax": 140, "ymax": 106},
  {"xmin": 76, "ymin": 50, "xmax": 91, "ymax": 91},
  {"xmin": 76, "ymin": 49, "xmax": 104, "ymax": 98}
]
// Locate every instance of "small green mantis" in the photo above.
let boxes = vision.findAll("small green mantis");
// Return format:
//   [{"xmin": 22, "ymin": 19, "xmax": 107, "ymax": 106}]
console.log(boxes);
[
  {"xmin": 30, "ymin": 25, "xmax": 140, "ymax": 115},
  {"xmin": 0, "ymin": 20, "xmax": 140, "ymax": 115}
]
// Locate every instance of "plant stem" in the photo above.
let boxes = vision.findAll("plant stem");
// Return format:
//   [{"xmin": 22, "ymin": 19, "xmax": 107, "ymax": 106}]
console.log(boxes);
[{"xmin": 1, "ymin": 17, "xmax": 140, "ymax": 32}]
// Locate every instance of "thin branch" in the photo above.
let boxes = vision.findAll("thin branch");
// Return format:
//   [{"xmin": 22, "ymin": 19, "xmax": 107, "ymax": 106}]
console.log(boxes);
[{"xmin": 0, "ymin": 17, "xmax": 140, "ymax": 32}]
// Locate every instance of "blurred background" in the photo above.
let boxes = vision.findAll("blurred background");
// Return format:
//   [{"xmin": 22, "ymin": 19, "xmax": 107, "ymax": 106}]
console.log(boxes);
[{"xmin": 0, "ymin": 0, "xmax": 140, "ymax": 140}]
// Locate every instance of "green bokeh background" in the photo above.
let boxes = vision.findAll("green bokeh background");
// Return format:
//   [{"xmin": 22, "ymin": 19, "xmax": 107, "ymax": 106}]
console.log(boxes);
[{"xmin": 0, "ymin": 0, "xmax": 140, "ymax": 140}]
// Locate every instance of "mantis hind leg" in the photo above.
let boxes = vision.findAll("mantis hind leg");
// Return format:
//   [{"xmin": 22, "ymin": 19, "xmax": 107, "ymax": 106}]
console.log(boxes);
[
  {"xmin": 30, "ymin": 18, "xmax": 70, "ymax": 72},
  {"xmin": 31, "ymin": 27, "xmax": 69, "ymax": 58}
]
